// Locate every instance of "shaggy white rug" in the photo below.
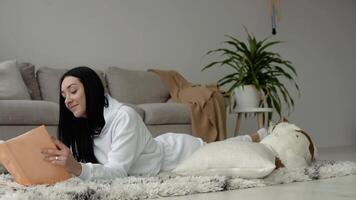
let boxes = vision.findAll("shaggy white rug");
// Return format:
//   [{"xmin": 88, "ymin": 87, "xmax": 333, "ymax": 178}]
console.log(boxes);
[{"xmin": 0, "ymin": 160, "xmax": 355, "ymax": 200}]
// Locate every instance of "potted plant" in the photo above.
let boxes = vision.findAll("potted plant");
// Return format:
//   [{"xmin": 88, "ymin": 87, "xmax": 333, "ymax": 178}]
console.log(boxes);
[{"xmin": 202, "ymin": 29, "xmax": 300, "ymax": 120}]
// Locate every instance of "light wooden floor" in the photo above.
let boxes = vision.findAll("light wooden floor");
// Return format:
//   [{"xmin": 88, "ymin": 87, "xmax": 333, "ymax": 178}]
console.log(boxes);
[{"xmin": 162, "ymin": 146, "xmax": 356, "ymax": 200}]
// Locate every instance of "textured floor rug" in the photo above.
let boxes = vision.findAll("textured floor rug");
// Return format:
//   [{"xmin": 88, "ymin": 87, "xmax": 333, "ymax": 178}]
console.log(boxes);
[{"xmin": 0, "ymin": 160, "xmax": 355, "ymax": 200}]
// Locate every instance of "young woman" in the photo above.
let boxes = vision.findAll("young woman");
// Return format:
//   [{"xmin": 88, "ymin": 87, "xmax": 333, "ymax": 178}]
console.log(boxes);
[{"xmin": 41, "ymin": 66, "xmax": 267, "ymax": 180}]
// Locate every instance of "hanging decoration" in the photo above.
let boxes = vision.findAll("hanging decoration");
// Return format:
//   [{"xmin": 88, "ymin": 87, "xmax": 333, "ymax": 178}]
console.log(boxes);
[{"xmin": 269, "ymin": 0, "xmax": 281, "ymax": 35}]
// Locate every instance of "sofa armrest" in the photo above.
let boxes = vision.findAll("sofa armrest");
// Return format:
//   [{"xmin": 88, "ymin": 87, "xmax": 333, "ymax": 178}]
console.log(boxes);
[
  {"xmin": 0, "ymin": 100, "xmax": 59, "ymax": 125},
  {"xmin": 122, "ymin": 103, "xmax": 145, "ymax": 120}
]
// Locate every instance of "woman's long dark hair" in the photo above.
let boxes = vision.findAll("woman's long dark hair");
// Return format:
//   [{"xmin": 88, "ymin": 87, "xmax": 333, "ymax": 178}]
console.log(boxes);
[{"xmin": 58, "ymin": 66, "xmax": 108, "ymax": 163}]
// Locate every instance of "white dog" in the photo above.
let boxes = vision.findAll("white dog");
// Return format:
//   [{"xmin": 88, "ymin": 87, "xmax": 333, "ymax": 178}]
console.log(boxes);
[{"xmin": 261, "ymin": 120, "xmax": 317, "ymax": 169}]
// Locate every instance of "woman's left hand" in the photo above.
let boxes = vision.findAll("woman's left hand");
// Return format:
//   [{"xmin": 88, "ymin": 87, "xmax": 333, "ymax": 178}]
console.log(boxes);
[{"xmin": 41, "ymin": 137, "xmax": 82, "ymax": 176}]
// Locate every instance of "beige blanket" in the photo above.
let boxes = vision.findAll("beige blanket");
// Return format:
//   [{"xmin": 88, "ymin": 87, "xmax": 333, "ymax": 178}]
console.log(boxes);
[{"xmin": 149, "ymin": 69, "xmax": 226, "ymax": 142}]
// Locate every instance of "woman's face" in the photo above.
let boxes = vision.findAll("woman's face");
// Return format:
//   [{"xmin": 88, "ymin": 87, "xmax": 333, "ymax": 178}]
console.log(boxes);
[{"xmin": 61, "ymin": 76, "xmax": 87, "ymax": 118}]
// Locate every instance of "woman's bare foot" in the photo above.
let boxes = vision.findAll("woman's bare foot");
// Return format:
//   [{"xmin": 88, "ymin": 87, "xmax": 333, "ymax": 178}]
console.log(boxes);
[
  {"xmin": 249, "ymin": 128, "xmax": 268, "ymax": 142},
  {"xmin": 250, "ymin": 132, "xmax": 261, "ymax": 142}
]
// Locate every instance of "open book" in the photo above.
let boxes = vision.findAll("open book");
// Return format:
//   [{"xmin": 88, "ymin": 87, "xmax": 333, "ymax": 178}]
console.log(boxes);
[{"xmin": 0, "ymin": 126, "xmax": 71, "ymax": 186}]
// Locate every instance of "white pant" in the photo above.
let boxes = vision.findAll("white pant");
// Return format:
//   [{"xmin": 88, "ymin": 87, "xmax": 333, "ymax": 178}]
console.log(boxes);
[{"xmin": 155, "ymin": 133, "xmax": 252, "ymax": 172}]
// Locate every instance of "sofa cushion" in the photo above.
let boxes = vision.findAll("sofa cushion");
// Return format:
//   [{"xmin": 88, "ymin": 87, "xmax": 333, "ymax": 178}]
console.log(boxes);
[
  {"xmin": 106, "ymin": 67, "xmax": 170, "ymax": 104},
  {"xmin": 0, "ymin": 60, "xmax": 31, "ymax": 100},
  {"xmin": 0, "ymin": 100, "xmax": 59, "ymax": 125},
  {"xmin": 37, "ymin": 67, "xmax": 107, "ymax": 103},
  {"xmin": 138, "ymin": 103, "xmax": 190, "ymax": 125},
  {"xmin": 96, "ymin": 70, "xmax": 108, "ymax": 93},
  {"xmin": 17, "ymin": 62, "xmax": 42, "ymax": 100},
  {"xmin": 36, "ymin": 67, "xmax": 66, "ymax": 103}
]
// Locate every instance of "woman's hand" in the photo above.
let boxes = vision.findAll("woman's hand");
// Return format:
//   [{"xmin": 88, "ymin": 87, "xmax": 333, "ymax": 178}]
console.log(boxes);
[{"xmin": 41, "ymin": 137, "xmax": 82, "ymax": 176}]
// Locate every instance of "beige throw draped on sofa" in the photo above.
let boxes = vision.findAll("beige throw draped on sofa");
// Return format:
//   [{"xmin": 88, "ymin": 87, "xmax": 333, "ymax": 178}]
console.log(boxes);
[{"xmin": 149, "ymin": 69, "xmax": 226, "ymax": 142}]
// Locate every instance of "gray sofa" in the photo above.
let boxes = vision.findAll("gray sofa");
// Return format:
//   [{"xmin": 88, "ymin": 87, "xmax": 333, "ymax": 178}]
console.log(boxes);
[{"xmin": 0, "ymin": 63, "xmax": 192, "ymax": 140}]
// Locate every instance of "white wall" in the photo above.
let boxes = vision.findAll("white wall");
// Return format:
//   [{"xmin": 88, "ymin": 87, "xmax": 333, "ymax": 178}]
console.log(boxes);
[
  {"xmin": 277, "ymin": 0, "xmax": 356, "ymax": 147},
  {"xmin": 0, "ymin": 0, "xmax": 355, "ymax": 147}
]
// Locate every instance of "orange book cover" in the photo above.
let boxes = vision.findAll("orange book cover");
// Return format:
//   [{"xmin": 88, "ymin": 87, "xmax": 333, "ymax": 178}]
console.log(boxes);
[{"xmin": 0, "ymin": 125, "xmax": 71, "ymax": 186}]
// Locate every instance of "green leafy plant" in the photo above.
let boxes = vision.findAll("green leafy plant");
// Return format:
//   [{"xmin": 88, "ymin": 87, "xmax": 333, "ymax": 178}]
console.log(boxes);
[{"xmin": 202, "ymin": 29, "xmax": 300, "ymax": 119}]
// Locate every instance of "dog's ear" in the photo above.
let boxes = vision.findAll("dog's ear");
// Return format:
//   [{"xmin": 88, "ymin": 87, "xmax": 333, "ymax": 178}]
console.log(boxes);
[
  {"xmin": 275, "ymin": 157, "xmax": 285, "ymax": 169},
  {"xmin": 297, "ymin": 130, "xmax": 316, "ymax": 161}
]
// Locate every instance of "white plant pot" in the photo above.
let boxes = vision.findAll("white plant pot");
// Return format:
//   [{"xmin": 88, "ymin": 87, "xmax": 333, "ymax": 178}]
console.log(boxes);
[{"xmin": 234, "ymin": 85, "xmax": 261, "ymax": 109}]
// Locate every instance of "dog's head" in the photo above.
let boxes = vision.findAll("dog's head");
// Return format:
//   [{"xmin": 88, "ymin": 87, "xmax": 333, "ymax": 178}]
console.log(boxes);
[{"xmin": 261, "ymin": 120, "xmax": 317, "ymax": 169}]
